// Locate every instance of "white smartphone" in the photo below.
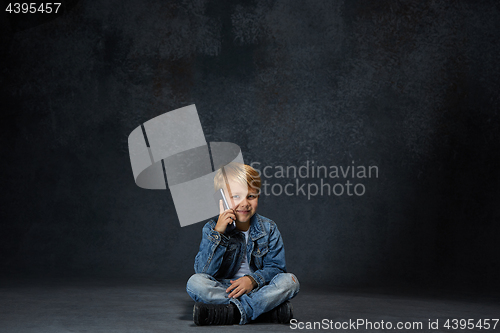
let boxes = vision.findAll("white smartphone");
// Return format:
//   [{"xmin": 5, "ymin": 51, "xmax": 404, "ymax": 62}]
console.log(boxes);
[
  {"xmin": 214, "ymin": 188, "xmax": 235, "ymax": 228},
  {"xmin": 217, "ymin": 188, "xmax": 230, "ymax": 211}
]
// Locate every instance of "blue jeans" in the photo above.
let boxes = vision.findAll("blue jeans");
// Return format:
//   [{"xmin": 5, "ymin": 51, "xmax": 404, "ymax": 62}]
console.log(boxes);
[{"xmin": 186, "ymin": 272, "xmax": 300, "ymax": 324}]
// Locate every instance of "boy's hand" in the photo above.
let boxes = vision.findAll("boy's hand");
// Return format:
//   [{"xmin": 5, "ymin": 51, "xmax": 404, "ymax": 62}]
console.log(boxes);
[
  {"xmin": 226, "ymin": 276, "xmax": 255, "ymax": 298},
  {"xmin": 214, "ymin": 200, "xmax": 236, "ymax": 234}
]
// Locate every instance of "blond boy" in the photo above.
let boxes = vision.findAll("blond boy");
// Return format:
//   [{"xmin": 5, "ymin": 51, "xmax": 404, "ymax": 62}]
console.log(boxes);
[{"xmin": 186, "ymin": 163, "xmax": 299, "ymax": 325}]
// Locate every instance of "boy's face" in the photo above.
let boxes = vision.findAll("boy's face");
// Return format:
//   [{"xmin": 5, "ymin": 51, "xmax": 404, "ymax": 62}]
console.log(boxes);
[{"xmin": 226, "ymin": 179, "xmax": 259, "ymax": 224}]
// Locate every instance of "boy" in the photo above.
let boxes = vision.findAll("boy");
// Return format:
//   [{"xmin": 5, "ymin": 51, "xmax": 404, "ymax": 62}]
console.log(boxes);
[{"xmin": 186, "ymin": 163, "xmax": 300, "ymax": 325}]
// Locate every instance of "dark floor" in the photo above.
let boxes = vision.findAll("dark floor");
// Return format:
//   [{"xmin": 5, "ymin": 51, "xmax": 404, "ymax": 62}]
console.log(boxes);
[{"xmin": 0, "ymin": 277, "xmax": 499, "ymax": 333}]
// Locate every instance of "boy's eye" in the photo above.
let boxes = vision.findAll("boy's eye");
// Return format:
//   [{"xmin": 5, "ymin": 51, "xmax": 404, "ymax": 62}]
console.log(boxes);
[{"xmin": 232, "ymin": 195, "xmax": 240, "ymax": 199}]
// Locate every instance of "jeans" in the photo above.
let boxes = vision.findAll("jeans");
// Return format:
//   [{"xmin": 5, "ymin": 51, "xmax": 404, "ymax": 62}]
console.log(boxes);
[{"xmin": 186, "ymin": 272, "xmax": 300, "ymax": 324}]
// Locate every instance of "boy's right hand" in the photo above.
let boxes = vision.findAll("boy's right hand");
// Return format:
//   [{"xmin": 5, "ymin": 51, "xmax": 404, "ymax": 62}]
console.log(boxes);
[{"xmin": 214, "ymin": 200, "xmax": 236, "ymax": 234}]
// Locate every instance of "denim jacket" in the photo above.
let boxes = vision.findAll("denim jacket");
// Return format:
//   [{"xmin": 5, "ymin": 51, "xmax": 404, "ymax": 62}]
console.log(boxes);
[{"xmin": 194, "ymin": 213, "xmax": 287, "ymax": 290}]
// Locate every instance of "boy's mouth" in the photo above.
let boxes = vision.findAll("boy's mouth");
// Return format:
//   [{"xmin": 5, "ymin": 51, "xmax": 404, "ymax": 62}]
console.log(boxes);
[{"xmin": 237, "ymin": 210, "xmax": 250, "ymax": 214}]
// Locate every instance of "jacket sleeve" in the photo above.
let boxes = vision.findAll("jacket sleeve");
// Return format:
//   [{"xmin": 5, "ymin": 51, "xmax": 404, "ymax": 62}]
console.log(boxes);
[
  {"xmin": 246, "ymin": 222, "xmax": 286, "ymax": 289},
  {"xmin": 194, "ymin": 221, "xmax": 229, "ymax": 275}
]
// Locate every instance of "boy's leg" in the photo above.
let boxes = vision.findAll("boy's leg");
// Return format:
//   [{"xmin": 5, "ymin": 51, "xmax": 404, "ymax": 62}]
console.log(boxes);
[
  {"xmin": 231, "ymin": 272, "xmax": 300, "ymax": 324},
  {"xmin": 186, "ymin": 273, "xmax": 231, "ymax": 304},
  {"xmin": 187, "ymin": 273, "xmax": 242, "ymax": 326}
]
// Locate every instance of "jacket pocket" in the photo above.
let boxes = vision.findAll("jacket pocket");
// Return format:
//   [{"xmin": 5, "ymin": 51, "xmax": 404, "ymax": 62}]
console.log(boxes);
[
  {"xmin": 251, "ymin": 243, "xmax": 269, "ymax": 269},
  {"xmin": 253, "ymin": 245, "xmax": 269, "ymax": 257}
]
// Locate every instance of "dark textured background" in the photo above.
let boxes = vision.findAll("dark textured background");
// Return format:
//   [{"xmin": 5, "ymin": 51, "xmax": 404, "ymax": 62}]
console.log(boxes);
[{"xmin": 1, "ymin": 0, "xmax": 499, "ymax": 294}]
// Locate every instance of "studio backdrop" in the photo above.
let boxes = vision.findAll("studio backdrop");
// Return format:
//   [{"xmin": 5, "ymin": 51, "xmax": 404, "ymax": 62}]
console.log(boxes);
[{"xmin": 1, "ymin": 0, "xmax": 499, "ymax": 294}]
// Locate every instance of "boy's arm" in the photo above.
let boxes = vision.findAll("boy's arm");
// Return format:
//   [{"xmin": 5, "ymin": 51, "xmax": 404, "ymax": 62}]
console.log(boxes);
[
  {"xmin": 246, "ymin": 222, "xmax": 286, "ymax": 289},
  {"xmin": 194, "ymin": 221, "xmax": 229, "ymax": 275}
]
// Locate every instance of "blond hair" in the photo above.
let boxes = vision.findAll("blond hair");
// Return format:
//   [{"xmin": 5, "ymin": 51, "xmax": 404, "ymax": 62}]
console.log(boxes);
[{"xmin": 214, "ymin": 163, "xmax": 261, "ymax": 194}]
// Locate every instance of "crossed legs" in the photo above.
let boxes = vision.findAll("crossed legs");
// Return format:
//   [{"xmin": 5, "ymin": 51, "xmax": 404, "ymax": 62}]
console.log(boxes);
[{"xmin": 186, "ymin": 272, "xmax": 300, "ymax": 324}]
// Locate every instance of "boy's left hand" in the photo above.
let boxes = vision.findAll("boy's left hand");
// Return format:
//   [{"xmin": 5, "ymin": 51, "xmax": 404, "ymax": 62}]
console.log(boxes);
[{"xmin": 226, "ymin": 277, "xmax": 254, "ymax": 299}]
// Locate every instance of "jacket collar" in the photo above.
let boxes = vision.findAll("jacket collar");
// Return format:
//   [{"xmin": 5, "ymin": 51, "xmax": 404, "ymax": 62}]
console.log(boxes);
[
  {"xmin": 220, "ymin": 213, "xmax": 266, "ymax": 240},
  {"xmin": 249, "ymin": 214, "xmax": 266, "ymax": 241}
]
